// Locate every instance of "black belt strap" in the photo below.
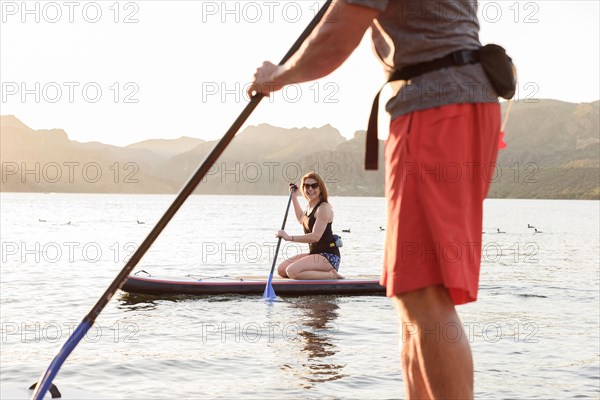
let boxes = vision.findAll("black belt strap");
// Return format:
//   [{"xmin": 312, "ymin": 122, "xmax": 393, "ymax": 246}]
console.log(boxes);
[{"xmin": 365, "ymin": 49, "xmax": 479, "ymax": 170}]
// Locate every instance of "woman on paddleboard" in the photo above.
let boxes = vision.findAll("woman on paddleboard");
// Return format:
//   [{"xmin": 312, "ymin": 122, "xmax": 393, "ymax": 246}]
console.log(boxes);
[{"xmin": 275, "ymin": 172, "xmax": 343, "ymax": 280}]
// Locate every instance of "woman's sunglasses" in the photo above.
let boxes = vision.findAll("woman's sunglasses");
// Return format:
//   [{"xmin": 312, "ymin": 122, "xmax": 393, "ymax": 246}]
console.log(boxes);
[{"xmin": 303, "ymin": 183, "xmax": 319, "ymax": 190}]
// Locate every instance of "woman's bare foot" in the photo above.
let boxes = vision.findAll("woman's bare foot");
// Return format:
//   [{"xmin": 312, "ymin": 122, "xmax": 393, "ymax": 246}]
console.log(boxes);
[{"xmin": 329, "ymin": 270, "xmax": 344, "ymax": 279}]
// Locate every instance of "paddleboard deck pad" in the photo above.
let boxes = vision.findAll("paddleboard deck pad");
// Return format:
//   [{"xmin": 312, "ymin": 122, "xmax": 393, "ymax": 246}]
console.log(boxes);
[{"xmin": 122, "ymin": 274, "xmax": 385, "ymax": 296}]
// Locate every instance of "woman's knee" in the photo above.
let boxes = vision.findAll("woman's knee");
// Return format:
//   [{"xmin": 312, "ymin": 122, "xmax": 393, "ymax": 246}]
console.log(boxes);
[
  {"xmin": 286, "ymin": 261, "xmax": 312, "ymax": 279},
  {"xmin": 277, "ymin": 262, "xmax": 289, "ymax": 278}
]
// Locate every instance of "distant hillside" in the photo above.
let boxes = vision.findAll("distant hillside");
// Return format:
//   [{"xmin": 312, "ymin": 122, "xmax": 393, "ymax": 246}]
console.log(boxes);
[
  {"xmin": 126, "ymin": 136, "xmax": 205, "ymax": 158},
  {"xmin": 497, "ymin": 100, "xmax": 599, "ymax": 166},
  {"xmin": 298, "ymin": 131, "xmax": 385, "ymax": 197},
  {"xmin": 1, "ymin": 99, "xmax": 598, "ymax": 199},
  {"xmin": 0, "ymin": 115, "xmax": 178, "ymax": 194},
  {"xmin": 156, "ymin": 124, "xmax": 347, "ymax": 195},
  {"xmin": 489, "ymin": 100, "xmax": 599, "ymax": 199}
]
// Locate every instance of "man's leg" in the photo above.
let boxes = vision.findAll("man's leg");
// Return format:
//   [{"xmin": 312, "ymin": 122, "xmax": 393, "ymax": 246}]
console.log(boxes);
[
  {"xmin": 394, "ymin": 285, "xmax": 473, "ymax": 400},
  {"xmin": 383, "ymin": 104, "xmax": 500, "ymax": 398},
  {"xmin": 399, "ymin": 321, "xmax": 430, "ymax": 399}
]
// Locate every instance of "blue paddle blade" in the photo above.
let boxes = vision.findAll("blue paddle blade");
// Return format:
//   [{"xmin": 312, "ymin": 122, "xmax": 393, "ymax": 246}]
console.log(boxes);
[
  {"xmin": 31, "ymin": 321, "xmax": 92, "ymax": 399},
  {"xmin": 263, "ymin": 283, "xmax": 276, "ymax": 300}
]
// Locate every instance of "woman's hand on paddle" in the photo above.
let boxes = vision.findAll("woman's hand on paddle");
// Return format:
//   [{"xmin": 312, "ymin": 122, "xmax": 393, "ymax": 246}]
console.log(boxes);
[
  {"xmin": 289, "ymin": 183, "xmax": 299, "ymax": 195},
  {"xmin": 248, "ymin": 61, "xmax": 285, "ymax": 98},
  {"xmin": 276, "ymin": 230, "xmax": 291, "ymax": 241}
]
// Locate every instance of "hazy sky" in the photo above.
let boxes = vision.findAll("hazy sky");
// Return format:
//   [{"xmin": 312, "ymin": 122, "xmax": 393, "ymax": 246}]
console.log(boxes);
[{"xmin": 1, "ymin": 0, "xmax": 599, "ymax": 145}]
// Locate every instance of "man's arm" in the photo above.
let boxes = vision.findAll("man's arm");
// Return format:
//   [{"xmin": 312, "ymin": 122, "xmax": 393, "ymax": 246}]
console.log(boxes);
[{"xmin": 248, "ymin": 0, "xmax": 379, "ymax": 96}]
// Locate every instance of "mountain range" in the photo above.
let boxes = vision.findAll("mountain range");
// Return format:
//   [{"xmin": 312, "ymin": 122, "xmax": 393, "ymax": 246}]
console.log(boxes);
[{"xmin": 1, "ymin": 99, "xmax": 598, "ymax": 199}]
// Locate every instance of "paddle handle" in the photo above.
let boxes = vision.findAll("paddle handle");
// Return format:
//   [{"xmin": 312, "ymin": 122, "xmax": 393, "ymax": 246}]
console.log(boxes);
[{"xmin": 31, "ymin": 2, "xmax": 333, "ymax": 399}]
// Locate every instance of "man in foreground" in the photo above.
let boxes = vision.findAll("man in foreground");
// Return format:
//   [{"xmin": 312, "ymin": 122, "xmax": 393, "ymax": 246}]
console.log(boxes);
[{"xmin": 248, "ymin": 1, "xmax": 501, "ymax": 398}]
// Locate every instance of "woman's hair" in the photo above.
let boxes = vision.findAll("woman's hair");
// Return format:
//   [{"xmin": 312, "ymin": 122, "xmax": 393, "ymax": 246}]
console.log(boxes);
[{"xmin": 301, "ymin": 172, "xmax": 329, "ymax": 203}]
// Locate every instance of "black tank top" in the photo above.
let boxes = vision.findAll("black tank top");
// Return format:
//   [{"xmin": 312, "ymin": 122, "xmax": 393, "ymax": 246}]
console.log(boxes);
[{"xmin": 302, "ymin": 201, "xmax": 340, "ymax": 256}]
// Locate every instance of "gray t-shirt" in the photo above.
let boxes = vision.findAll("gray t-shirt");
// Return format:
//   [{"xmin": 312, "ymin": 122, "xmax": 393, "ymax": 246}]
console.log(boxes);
[{"xmin": 344, "ymin": 0, "xmax": 498, "ymax": 118}]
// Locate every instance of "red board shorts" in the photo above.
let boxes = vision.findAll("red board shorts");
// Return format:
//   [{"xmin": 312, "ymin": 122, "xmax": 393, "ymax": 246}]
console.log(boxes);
[{"xmin": 381, "ymin": 102, "xmax": 501, "ymax": 305}]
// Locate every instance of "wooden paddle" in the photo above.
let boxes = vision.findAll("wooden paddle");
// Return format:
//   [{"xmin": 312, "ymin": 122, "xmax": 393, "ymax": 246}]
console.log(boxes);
[{"xmin": 30, "ymin": 1, "xmax": 334, "ymax": 398}]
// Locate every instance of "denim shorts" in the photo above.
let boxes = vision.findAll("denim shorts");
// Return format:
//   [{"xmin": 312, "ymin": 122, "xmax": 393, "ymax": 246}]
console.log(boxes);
[{"xmin": 321, "ymin": 252, "xmax": 341, "ymax": 271}]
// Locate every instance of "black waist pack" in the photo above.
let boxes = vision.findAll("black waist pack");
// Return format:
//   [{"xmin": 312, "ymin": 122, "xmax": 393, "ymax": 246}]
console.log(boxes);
[
  {"xmin": 333, "ymin": 234, "xmax": 343, "ymax": 248},
  {"xmin": 364, "ymin": 44, "xmax": 516, "ymax": 170},
  {"xmin": 477, "ymin": 44, "xmax": 516, "ymax": 100}
]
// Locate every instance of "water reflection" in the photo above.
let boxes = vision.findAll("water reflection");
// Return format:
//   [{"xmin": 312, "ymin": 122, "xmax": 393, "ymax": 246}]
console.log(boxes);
[
  {"xmin": 287, "ymin": 296, "xmax": 347, "ymax": 387},
  {"xmin": 117, "ymin": 293, "xmax": 159, "ymax": 311},
  {"xmin": 118, "ymin": 292, "xmax": 255, "ymax": 308}
]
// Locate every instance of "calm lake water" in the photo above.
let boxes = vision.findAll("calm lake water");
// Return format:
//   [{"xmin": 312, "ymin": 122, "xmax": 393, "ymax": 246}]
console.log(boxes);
[{"xmin": 1, "ymin": 194, "xmax": 599, "ymax": 399}]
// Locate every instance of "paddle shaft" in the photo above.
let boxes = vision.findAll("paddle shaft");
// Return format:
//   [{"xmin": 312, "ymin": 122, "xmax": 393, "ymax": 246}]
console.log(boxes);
[
  {"xmin": 31, "ymin": 2, "xmax": 333, "ymax": 399},
  {"xmin": 270, "ymin": 187, "xmax": 296, "ymax": 276}
]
